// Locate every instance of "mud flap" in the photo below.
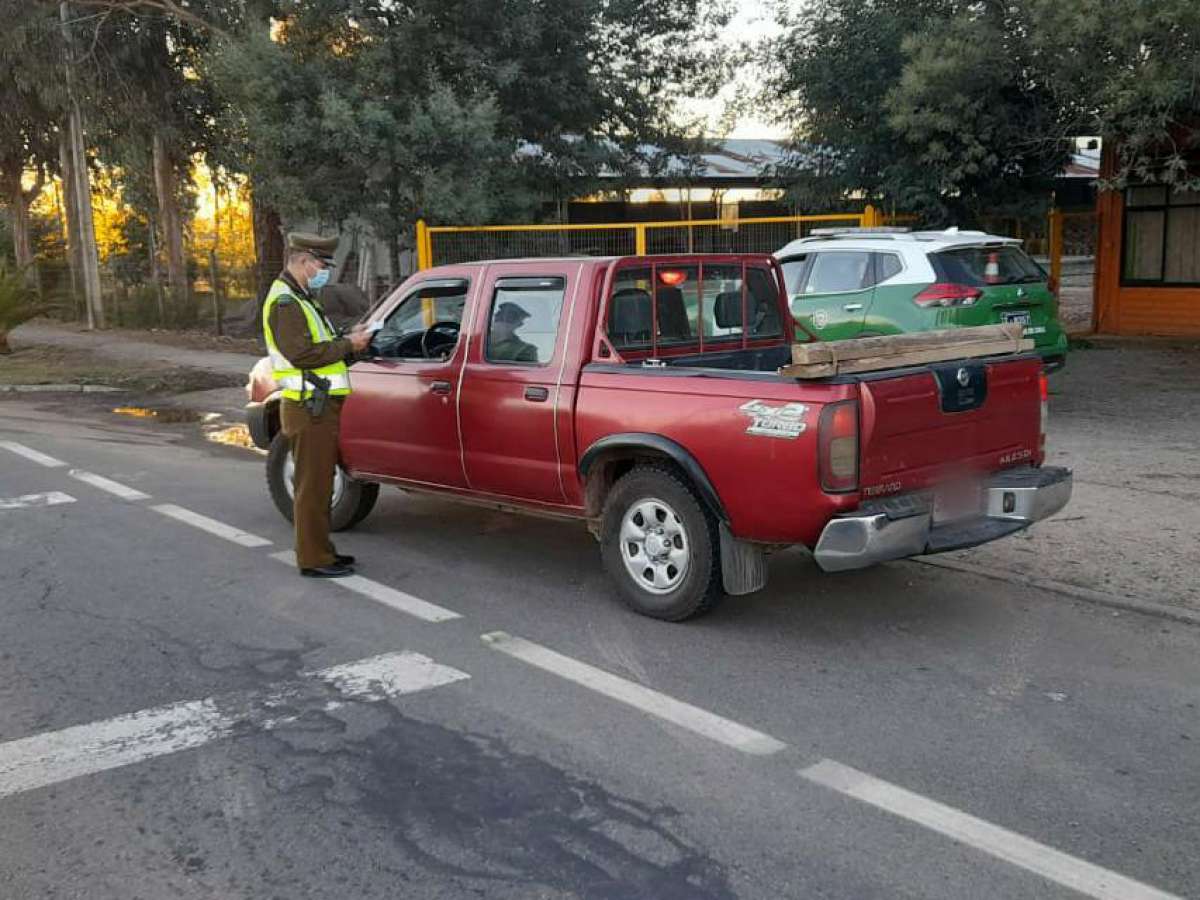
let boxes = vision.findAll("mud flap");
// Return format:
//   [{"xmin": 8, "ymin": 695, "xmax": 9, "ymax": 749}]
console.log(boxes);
[{"xmin": 720, "ymin": 523, "xmax": 769, "ymax": 595}]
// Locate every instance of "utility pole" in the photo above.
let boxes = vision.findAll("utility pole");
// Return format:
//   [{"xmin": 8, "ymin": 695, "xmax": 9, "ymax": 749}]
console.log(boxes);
[{"xmin": 59, "ymin": 0, "xmax": 105, "ymax": 329}]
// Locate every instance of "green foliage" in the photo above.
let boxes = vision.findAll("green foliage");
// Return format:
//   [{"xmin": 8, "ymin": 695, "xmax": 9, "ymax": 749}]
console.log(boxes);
[
  {"xmin": 0, "ymin": 261, "xmax": 47, "ymax": 338},
  {"xmin": 764, "ymin": 0, "xmax": 1200, "ymax": 219}
]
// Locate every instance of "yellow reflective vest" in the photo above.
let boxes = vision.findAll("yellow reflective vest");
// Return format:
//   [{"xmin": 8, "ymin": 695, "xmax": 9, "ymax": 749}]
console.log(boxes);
[{"xmin": 261, "ymin": 278, "xmax": 352, "ymax": 401}]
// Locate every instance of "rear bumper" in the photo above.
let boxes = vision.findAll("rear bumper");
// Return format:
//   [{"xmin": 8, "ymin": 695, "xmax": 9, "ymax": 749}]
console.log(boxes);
[{"xmin": 813, "ymin": 466, "xmax": 1072, "ymax": 573}]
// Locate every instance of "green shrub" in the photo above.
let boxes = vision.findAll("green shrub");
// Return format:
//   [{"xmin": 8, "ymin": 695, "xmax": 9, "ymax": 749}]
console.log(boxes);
[{"xmin": 0, "ymin": 263, "xmax": 47, "ymax": 353}]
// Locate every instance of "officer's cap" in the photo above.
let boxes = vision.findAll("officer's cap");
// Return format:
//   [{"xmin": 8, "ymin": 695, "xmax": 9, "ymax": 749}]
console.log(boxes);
[
  {"xmin": 495, "ymin": 301, "xmax": 531, "ymax": 323},
  {"xmin": 287, "ymin": 232, "xmax": 339, "ymax": 265}
]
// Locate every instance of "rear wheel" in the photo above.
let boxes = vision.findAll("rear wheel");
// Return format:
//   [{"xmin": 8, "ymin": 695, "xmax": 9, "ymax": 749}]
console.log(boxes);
[
  {"xmin": 266, "ymin": 432, "xmax": 379, "ymax": 531},
  {"xmin": 600, "ymin": 464, "xmax": 723, "ymax": 621}
]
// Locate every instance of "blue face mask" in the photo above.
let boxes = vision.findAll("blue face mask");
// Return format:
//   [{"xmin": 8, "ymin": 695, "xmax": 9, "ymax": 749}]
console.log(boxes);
[{"xmin": 308, "ymin": 268, "xmax": 331, "ymax": 291}]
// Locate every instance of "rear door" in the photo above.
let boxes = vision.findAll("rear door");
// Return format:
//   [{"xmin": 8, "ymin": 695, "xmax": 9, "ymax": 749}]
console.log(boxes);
[
  {"xmin": 458, "ymin": 263, "xmax": 583, "ymax": 504},
  {"xmin": 787, "ymin": 249, "xmax": 873, "ymax": 340}
]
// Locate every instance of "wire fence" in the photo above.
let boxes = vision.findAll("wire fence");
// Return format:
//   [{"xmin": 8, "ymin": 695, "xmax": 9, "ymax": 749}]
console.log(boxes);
[{"xmin": 419, "ymin": 210, "xmax": 878, "ymax": 270}]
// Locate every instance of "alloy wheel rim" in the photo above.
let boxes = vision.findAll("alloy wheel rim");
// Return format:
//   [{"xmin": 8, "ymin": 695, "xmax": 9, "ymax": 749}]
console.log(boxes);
[{"xmin": 619, "ymin": 496, "xmax": 690, "ymax": 594}]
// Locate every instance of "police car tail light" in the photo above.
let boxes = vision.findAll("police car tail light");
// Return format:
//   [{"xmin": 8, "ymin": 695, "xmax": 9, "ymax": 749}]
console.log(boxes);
[
  {"xmin": 1039, "ymin": 371, "xmax": 1049, "ymax": 455},
  {"xmin": 913, "ymin": 283, "xmax": 983, "ymax": 308},
  {"xmin": 818, "ymin": 400, "xmax": 859, "ymax": 493}
]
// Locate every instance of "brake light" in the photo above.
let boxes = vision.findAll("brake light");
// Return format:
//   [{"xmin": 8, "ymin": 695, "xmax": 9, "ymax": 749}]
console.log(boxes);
[
  {"xmin": 913, "ymin": 283, "xmax": 983, "ymax": 307},
  {"xmin": 1039, "ymin": 371, "xmax": 1048, "ymax": 455},
  {"xmin": 818, "ymin": 400, "xmax": 859, "ymax": 493}
]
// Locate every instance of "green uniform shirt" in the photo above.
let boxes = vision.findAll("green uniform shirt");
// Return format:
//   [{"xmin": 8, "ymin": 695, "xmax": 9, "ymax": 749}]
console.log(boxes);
[{"xmin": 489, "ymin": 336, "xmax": 538, "ymax": 363}]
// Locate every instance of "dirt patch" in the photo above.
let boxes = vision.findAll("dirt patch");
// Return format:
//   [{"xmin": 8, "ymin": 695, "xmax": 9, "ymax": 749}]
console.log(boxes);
[
  {"xmin": 0, "ymin": 345, "xmax": 244, "ymax": 394},
  {"xmin": 28, "ymin": 318, "xmax": 263, "ymax": 355}
]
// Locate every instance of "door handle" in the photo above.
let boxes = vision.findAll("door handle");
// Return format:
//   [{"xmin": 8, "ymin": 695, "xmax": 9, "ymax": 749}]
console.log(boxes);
[
  {"xmin": 430, "ymin": 380, "xmax": 452, "ymax": 395},
  {"xmin": 843, "ymin": 303, "xmax": 864, "ymax": 311},
  {"xmin": 524, "ymin": 386, "xmax": 549, "ymax": 402}
]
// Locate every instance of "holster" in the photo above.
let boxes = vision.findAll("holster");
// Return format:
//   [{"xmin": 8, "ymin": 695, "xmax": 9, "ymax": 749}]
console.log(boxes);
[{"xmin": 302, "ymin": 371, "xmax": 332, "ymax": 418}]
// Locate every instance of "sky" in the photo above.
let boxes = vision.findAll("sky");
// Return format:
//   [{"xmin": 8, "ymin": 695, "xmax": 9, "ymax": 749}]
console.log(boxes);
[{"xmin": 685, "ymin": 0, "xmax": 788, "ymax": 140}]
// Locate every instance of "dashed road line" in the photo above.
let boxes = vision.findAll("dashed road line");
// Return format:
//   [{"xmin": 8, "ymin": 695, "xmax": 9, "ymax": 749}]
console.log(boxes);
[
  {"xmin": 0, "ymin": 440, "xmax": 66, "ymax": 468},
  {"xmin": 69, "ymin": 469, "xmax": 150, "ymax": 501},
  {"xmin": 800, "ymin": 759, "xmax": 1183, "ymax": 900},
  {"xmin": 269, "ymin": 551, "xmax": 462, "ymax": 622},
  {"xmin": 0, "ymin": 491, "xmax": 76, "ymax": 511},
  {"xmin": 482, "ymin": 631, "xmax": 787, "ymax": 755},
  {"xmin": 0, "ymin": 651, "xmax": 469, "ymax": 801},
  {"xmin": 151, "ymin": 503, "xmax": 272, "ymax": 548}
]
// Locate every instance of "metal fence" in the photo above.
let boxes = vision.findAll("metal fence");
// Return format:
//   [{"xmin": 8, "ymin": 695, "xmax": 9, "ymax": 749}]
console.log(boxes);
[{"xmin": 415, "ymin": 208, "xmax": 882, "ymax": 270}]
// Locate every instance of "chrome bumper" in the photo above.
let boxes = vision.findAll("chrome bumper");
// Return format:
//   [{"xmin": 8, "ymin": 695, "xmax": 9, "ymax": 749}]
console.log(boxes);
[{"xmin": 813, "ymin": 466, "xmax": 1072, "ymax": 573}]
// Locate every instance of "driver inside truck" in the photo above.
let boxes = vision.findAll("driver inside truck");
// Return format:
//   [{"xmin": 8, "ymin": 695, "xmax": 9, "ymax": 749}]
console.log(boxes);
[{"xmin": 488, "ymin": 301, "xmax": 539, "ymax": 363}]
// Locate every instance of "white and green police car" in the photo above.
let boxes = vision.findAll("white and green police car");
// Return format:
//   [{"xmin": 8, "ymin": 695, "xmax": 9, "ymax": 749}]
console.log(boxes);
[{"xmin": 775, "ymin": 228, "xmax": 1069, "ymax": 369}]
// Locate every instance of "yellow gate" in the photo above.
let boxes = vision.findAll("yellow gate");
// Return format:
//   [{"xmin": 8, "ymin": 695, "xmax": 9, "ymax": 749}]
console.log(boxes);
[{"xmin": 415, "ymin": 207, "xmax": 883, "ymax": 270}]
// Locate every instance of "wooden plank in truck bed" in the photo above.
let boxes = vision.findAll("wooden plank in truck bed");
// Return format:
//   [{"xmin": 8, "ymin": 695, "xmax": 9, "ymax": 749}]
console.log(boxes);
[{"xmin": 780, "ymin": 324, "xmax": 1034, "ymax": 378}]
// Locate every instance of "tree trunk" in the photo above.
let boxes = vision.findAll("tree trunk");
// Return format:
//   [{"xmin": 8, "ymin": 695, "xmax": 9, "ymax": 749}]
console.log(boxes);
[
  {"xmin": 2, "ymin": 168, "xmax": 34, "ymax": 277},
  {"xmin": 152, "ymin": 131, "xmax": 187, "ymax": 316},
  {"xmin": 251, "ymin": 188, "xmax": 283, "ymax": 305},
  {"xmin": 58, "ymin": 134, "xmax": 83, "ymax": 317}
]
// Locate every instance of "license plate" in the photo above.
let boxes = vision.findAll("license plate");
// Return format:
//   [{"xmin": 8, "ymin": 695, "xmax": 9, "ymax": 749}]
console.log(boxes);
[
  {"xmin": 1001, "ymin": 311, "xmax": 1032, "ymax": 326},
  {"xmin": 933, "ymin": 481, "xmax": 983, "ymax": 524}
]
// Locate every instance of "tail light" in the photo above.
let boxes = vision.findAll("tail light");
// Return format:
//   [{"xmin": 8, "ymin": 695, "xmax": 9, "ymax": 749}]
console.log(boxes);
[
  {"xmin": 818, "ymin": 400, "xmax": 859, "ymax": 493},
  {"xmin": 1038, "ymin": 371, "xmax": 1048, "ymax": 456},
  {"xmin": 913, "ymin": 283, "xmax": 983, "ymax": 308}
]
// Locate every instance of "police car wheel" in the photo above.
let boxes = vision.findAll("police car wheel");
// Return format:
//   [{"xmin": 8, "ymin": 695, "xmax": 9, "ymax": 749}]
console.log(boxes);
[
  {"xmin": 266, "ymin": 432, "xmax": 379, "ymax": 532},
  {"xmin": 599, "ymin": 463, "xmax": 724, "ymax": 621}
]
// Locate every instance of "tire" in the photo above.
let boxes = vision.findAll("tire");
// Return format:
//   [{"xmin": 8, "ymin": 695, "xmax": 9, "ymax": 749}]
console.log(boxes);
[
  {"xmin": 266, "ymin": 432, "xmax": 380, "ymax": 532},
  {"xmin": 599, "ymin": 463, "xmax": 724, "ymax": 621}
]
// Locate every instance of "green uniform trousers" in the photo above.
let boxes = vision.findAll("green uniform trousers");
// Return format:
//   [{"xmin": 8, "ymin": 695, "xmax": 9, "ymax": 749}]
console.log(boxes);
[{"xmin": 280, "ymin": 396, "xmax": 344, "ymax": 570}]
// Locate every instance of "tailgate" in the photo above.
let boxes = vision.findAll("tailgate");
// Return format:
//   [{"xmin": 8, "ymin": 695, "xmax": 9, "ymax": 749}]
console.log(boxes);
[{"xmin": 856, "ymin": 355, "xmax": 1043, "ymax": 497}]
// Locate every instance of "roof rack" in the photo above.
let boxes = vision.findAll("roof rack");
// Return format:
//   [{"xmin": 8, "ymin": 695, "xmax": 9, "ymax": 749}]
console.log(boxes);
[{"xmin": 808, "ymin": 226, "xmax": 912, "ymax": 238}]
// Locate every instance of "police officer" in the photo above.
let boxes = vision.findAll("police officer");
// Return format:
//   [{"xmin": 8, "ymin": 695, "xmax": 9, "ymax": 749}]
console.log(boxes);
[
  {"xmin": 262, "ymin": 233, "xmax": 372, "ymax": 578},
  {"xmin": 488, "ymin": 301, "xmax": 538, "ymax": 362}
]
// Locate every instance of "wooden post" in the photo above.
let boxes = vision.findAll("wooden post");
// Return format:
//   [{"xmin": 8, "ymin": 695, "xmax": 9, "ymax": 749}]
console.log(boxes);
[
  {"xmin": 208, "ymin": 248, "xmax": 223, "ymax": 336},
  {"xmin": 1048, "ymin": 208, "xmax": 1063, "ymax": 294}
]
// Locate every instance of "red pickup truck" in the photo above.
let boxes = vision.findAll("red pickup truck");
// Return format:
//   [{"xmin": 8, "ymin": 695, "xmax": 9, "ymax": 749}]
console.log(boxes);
[{"xmin": 246, "ymin": 254, "xmax": 1071, "ymax": 620}]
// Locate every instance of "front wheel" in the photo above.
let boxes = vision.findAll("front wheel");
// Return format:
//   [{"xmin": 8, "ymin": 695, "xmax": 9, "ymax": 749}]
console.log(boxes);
[
  {"xmin": 600, "ymin": 464, "xmax": 723, "ymax": 621},
  {"xmin": 266, "ymin": 432, "xmax": 379, "ymax": 531}
]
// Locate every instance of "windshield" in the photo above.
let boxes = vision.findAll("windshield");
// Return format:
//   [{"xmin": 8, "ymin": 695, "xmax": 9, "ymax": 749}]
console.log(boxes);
[{"xmin": 931, "ymin": 246, "xmax": 1046, "ymax": 286}]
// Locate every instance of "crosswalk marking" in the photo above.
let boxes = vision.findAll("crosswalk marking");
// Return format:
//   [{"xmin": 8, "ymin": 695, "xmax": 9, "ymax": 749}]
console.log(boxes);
[
  {"xmin": 269, "ymin": 551, "xmax": 462, "ymax": 622},
  {"xmin": 0, "ymin": 652, "xmax": 469, "ymax": 801},
  {"xmin": 0, "ymin": 491, "xmax": 76, "ymax": 511},
  {"xmin": 69, "ymin": 470, "xmax": 150, "ymax": 501},
  {"xmin": 0, "ymin": 440, "xmax": 66, "ymax": 468},
  {"xmin": 800, "ymin": 759, "xmax": 1184, "ymax": 900},
  {"xmin": 151, "ymin": 503, "xmax": 272, "ymax": 548},
  {"xmin": 482, "ymin": 631, "xmax": 787, "ymax": 755}
]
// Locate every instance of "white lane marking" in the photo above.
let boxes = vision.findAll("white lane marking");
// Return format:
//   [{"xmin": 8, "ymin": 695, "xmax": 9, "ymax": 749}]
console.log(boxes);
[
  {"xmin": 482, "ymin": 632, "xmax": 786, "ymax": 756},
  {"xmin": 0, "ymin": 651, "xmax": 468, "ymax": 801},
  {"xmin": 800, "ymin": 759, "xmax": 1183, "ymax": 900},
  {"xmin": 0, "ymin": 441, "xmax": 66, "ymax": 468},
  {"xmin": 270, "ymin": 551, "xmax": 461, "ymax": 622},
  {"xmin": 151, "ymin": 504, "xmax": 272, "ymax": 548},
  {"xmin": 0, "ymin": 491, "xmax": 76, "ymax": 510},
  {"xmin": 69, "ymin": 469, "xmax": 150, "ymax": 501}
]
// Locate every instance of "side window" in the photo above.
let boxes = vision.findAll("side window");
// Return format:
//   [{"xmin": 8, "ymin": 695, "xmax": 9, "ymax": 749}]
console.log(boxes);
[
  {"xmin": 779, "ymin": 255, "xmax": 810, "ymax": 296},
  {"xmin": 873, "ymin": 253, "xmax": 903, "ymax": 284},
  {"xmin": 803, "ymin": 251, "xmax": 871, "ymax": 294},
  {"xmin": 372, "ymin": 280, "xmax": 469, "ymax": 359},
  {"xmin": 746, "ymin": 267, "xmax": 783, "ymax": 337},
  {"xmin": 485, "ymin": 277, "xmax": 566, "ymax": 366}
]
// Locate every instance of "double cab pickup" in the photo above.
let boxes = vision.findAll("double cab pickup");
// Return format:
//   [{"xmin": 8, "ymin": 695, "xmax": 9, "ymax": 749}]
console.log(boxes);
[{"xmin": 247, "ymin": 254, "xmax": 1071, "ymax": 620}]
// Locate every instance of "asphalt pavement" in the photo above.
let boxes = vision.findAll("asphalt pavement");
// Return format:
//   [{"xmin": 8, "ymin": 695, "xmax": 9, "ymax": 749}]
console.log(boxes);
[{"xmin": 1, "ymin": 395, "xmax": 1198, "ymax": 899}]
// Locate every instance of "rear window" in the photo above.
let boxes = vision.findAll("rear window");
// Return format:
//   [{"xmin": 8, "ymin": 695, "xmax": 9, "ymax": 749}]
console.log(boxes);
[
  {"xmin": 932, "ymin": 246, "xmax": 1045, "ymax": 286},
  {"xmin": 607, "ymin": 262, "xmax": 781, "ymax": 353}
]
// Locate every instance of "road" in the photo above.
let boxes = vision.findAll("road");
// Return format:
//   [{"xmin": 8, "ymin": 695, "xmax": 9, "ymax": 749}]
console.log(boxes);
[{"xmin": 1, "ymin": 395, "xmax": 1197, "ymax": 900}]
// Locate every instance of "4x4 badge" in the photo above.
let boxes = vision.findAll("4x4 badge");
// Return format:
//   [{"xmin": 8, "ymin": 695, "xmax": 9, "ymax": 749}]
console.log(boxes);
[{"xmin": 739, "ymin": 400, "xmax": 809, "ymax": 439}]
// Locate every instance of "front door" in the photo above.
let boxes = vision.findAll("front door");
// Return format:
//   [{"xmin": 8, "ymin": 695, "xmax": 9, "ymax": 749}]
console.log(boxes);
[
  {"xmin": 340, "ymin": 275, "xmax": 475, "ymax": 488},
  {"xmin": 789, "ymin": 249, "xmax": 873, "ymax": 341},
  {"xmin": 458, "ymin": 263, "xmax": 581, "ymax": 504}
]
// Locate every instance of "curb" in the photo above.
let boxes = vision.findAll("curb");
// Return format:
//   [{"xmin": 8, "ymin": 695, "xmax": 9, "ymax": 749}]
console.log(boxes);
[
  {"xmin": 0, "ymin": 384, "xmax": 127, "ymax": 393},
  {"xmin": 910, "ymin": 556, "xmax": 1200, "ymax": 627}
]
